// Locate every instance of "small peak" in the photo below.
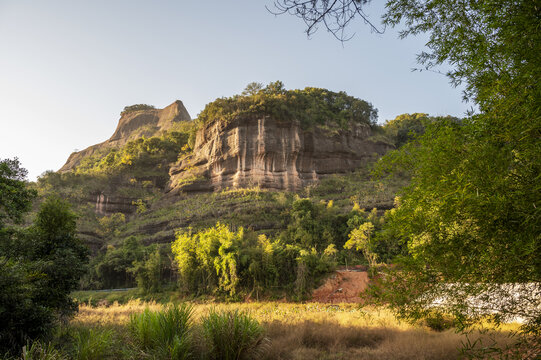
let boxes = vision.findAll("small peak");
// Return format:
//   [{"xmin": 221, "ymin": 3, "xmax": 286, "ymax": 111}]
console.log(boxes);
[{"xmin": 162, "ymin": 100, "xmax": 191, "ymax": 122}]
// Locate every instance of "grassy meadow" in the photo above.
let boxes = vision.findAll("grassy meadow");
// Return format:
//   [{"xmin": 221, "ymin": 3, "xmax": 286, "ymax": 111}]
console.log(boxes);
[{"xmin": 32, "ymin": 299, "xmax": 518, "ymax": 360}]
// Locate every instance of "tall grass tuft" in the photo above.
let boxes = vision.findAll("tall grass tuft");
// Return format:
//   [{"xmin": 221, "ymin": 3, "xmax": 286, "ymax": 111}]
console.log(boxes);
[
  {"xmin": 129, "ymin": 303, "xmax": 193, "ymax": 359},
  {"xmin": 72, "ymin": 327, "xmax": 114, "ymax": 360},
  {"xmin": 202, "ymin": 309, "xmax": 268, "ymax": 360},
  {"xmin": 20, "ymin": 341, "xmax": 66, "ymax": 360}
]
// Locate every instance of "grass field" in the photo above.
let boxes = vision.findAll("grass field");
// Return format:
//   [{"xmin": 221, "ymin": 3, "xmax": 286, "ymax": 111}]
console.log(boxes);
[{"xmin": 67, "ymin": 301, "xmax": 521, "ymax": 360}]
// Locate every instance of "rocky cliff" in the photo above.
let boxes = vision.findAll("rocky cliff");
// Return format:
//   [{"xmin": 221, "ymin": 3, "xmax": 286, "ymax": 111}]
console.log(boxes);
[
  {"xmin": 59, "ymin": 100, "xmax": 191, "ymax": 172},
  {"xmin": 169, "ymin": 115, "xmax": 392, "ymax": 193}
]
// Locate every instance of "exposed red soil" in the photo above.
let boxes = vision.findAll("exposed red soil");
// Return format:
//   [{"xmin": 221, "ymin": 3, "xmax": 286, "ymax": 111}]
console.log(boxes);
[{"xmin": 312, "ymin": 270, "xmax": 370, "ymax": 303}]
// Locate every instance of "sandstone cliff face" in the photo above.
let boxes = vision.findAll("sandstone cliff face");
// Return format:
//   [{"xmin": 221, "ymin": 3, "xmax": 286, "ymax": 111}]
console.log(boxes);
[
  {"xmin": 169, "ymin": 116, "xmax": 392, "ymax": 193},
  {"xmin": 94, "ymin": 193, "xmax": 137, "ymax": 215},
  {"xmin": 59, "ymin": 100, "xmax": 191, "ymax": 172}
]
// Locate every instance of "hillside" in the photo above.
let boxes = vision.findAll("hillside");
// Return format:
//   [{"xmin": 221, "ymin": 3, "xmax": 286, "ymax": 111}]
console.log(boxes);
[
  {"xmin": 60, "ymin": 100, "xmax": 191, "ymax": 172},
  {"xmin": 34, "ymin": 84, "xmax": 408, "ymax": 295}
]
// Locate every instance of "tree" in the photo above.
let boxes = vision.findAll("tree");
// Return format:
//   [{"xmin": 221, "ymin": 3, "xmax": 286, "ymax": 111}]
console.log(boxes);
[
  {"xmin": 0, "ymin": 160, "xmax": 88, "ymax": 355},
  {"xmin": 0, "ymin": 158, "xmax": 36, "ymax": 226},
  {"xmin": 29, "ymin": 196, "xmax": 89, "ymax": 316},
  {"xmin": 383, "ymin": 113, "xmax": 430, "ymax": 147},
  {"xmin": 275, "ymin": 0, "xmax": 541, "ymax": 337},
  {"xmin": 344, "ymin": 222, "xmax": 377, "ymax": 267},
  {"xmin": 197, "ymin": 81, "xmax": 378, "ymax": 129},
  {"xmin": 242, "ymin": 82, "xmax": 263, "ymax": 96}
]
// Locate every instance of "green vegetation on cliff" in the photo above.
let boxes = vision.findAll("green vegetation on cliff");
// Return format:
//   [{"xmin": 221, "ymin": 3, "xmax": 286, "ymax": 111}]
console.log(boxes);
[
  {"xmin": 75, "ymin": 127, "xmax": 192, "ymax": 183},
  {"xmin": 196, "ymin": 81, "xmax": 378, "ymax": 130},
  {"xmin": 120, "ymin": 103, "xmax": 156, "ymax": 116}
]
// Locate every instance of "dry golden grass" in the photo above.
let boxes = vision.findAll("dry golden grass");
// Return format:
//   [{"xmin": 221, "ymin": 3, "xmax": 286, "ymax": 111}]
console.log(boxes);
[{"xmin": 73, "ymin": 301, "xmax": 521, "ymax": 360}]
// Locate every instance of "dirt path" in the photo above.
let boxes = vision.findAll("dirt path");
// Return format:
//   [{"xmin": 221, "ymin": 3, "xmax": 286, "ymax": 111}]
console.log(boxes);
[{"xmin": 312, "ymin": 270, "xmax": 370, "ymax": 303}]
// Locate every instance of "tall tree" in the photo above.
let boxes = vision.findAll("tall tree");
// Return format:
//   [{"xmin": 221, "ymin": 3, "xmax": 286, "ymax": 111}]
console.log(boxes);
[
  {"xmin": 275, "ymin": 0, "xmax": 541, "ymax": 335},
  {"xmin": 0, "ymin": 160, "xmax": 88, "ymax": 355}
]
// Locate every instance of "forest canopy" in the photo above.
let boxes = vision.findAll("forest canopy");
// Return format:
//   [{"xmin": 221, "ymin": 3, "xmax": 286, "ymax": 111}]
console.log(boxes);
[{"xmin": 196, "ymin": 81, "xmax": 378, "ymax": 130}]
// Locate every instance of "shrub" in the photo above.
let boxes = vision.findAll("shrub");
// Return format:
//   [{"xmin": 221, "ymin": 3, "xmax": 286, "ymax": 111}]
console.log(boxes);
[
  {"xmin": 129, "ymin": 304, "xmax": 194, "ymax": 359},
  {"xmin": 19, "ymin": 341, "xmax": 66, "ymax": 360},
  {"xmin": 72, "ymin": 328, "xmax": 113, "ymax": 360},
  {"xmin": 423, "ymin": 312, "xmax": 456, "ymax": 332},
  {"xmin": 202, "ymin": 309, "xmax": 268, "ymax": 360},
  {"xmin": 120, "ymin": 104, "xmax": 155, "ymax": 116},
  {"xmin": 129, "ymin": 245, "xmax": 174, "ymax": 294}
]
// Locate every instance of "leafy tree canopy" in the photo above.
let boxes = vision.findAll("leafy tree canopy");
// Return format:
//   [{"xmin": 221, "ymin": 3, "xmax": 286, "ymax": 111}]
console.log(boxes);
[
  {"xmin": 197, "ymin": 81, "xmax": 378, "ymax": 130},
  {"xmin": 375, "ymin": 0, "xmax": 540, "ymax": 335},
  {"xmin": 0, "ymin": 158, "xmax": 36, "ymax": 226},
  {"xmin": 0, "ymin": 161, "xmax": 88, "ymax": 355},
  {"xmin": 382, "ymin": 113, "xmax": 460, "ymax": 147},
  {"xmin": 276, "ymin": 0, "xmax": 541, "ymax": 336}
]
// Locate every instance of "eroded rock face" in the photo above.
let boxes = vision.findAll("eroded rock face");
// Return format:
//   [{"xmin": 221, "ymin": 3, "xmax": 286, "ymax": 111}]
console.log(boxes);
[
  {"xmin": 59, "ymin": 100, "xmax": 191, "ymax": 172},
  {"xmin": 169, "ymin": 115, "xmax": 392, "ymax": 193},
  {"xmin": 95, "ymin": 193, "xmax": 137, "ymax": 215}
]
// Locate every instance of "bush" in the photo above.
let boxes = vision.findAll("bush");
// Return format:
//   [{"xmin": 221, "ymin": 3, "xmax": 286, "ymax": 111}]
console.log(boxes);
[
  {"xmin": 19, "ymin": 341, "xmax": 66, "ymax": 360},
  {"xmin": 423, "ymin": 312, "xmax": 456, "ymax": 332},
  {"xmin": 120, "ymin": 104, "xmax": 155, "ymax": 116},
  {"xmin": 202, "ymin": 309, "xmax": 268, "ymax": 360},
  {"xmin": 72, "ymin": 328, "xmax": 113, "ymax": 360},
  {"xmin": 129, "ymin": 304, "xmax": 194, "ymax": 359}
]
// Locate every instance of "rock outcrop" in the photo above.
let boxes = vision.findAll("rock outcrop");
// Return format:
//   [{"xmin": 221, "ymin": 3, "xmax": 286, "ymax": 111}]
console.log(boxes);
[
  {"xmin": 59, "ymin": 100, "xmax": 191, "ymax": 172},
  {"xmin": 94, "ymin": 193, "xmax": 137, "ymax": 215},
  {"xmin": 169, "ymin": 115, "xmax": 392, "ymax": 193}
]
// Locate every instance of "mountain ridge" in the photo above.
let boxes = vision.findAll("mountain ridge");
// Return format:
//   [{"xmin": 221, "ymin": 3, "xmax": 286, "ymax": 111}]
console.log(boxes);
[{"xmin": 59, "ymin": 100, "xmax": 191, "ymax": 172}]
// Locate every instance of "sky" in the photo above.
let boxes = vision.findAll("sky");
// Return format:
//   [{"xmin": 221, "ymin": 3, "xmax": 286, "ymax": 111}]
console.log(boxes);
[{"xmin": 0, "ymin": 0, "xmax": 470, "ymax": 181}]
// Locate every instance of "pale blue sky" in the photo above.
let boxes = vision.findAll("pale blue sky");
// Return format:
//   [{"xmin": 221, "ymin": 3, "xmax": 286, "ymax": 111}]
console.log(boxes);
[{"xmin": 0, "ymin": 0, "xmax": 469, "ymax": 180}]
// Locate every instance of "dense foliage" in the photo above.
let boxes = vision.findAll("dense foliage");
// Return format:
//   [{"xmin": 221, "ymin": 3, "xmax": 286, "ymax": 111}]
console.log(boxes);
[
  {"xmin": 382, "ymin": 113, "xmax": 460, "ymax": 147},
  {"xmin": 83, "ymin": 236, "xmax": 174, "ymax": 292},
  {"xmin": 0, "ymin": 160, "xmax": 88, "ymax": 355},
  {"xmin": 197, "ymin": 81, "xmax": 378, "ymax": 130},
  {"xmin": 277, "ymin": 0, "xmax": 540, "ymax": 339},
  {"xmin": 75, "ymin": 131, "xmax": 189, "ymax": 183},
  {"xmin": 369, "ymin": 0, "xmax": 541, "ymax": 334},
  {"xmin": 120, "ymin": 104, "xmax": 156, "ymax": 116},
  {"xmin": 172, "ymin": 221, "xmax": 332, "ymax": 300},
  {"xmin": 0, "ymin": 158, "xmax": 37, "ymax": 225},
  {"xmin": 169, "ymin": 199, "xmax": 398, "ymax": 300}
]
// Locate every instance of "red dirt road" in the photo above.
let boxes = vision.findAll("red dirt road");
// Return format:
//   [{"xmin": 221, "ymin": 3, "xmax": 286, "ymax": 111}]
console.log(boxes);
[{"xmin": 312, "ymin": 270, "xmax": 370, "ymax": 303}]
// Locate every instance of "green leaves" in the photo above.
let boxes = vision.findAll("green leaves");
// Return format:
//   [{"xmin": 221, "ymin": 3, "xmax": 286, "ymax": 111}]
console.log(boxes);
[
  {"xmin": 172, "ymin": 223, "xmax": 244, "ymax": 297},
  {"xmin": 374, "ymin": 112, "xmax": 540, "ymax": 331},
  {"xmin": 0, "ymin": 158, "xmax": 37, "ymax": 227},
  {"xmin": 202, "ymin": 309, "xmax": 267, "ymax": 360},
  {"xmin": 197, "ymin": 81, "xmax": 377, "ymax": 130},
  {"xmin": 0, "ymin": 194, "xmax": 88, "ymax": 355},
  {"xmin": 129, "ymin": 304, "xmax": 194, "ymax": 359},
  {"xmin": 75, "ymin": 130, "xmax": 190, "ymax": 181}
]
